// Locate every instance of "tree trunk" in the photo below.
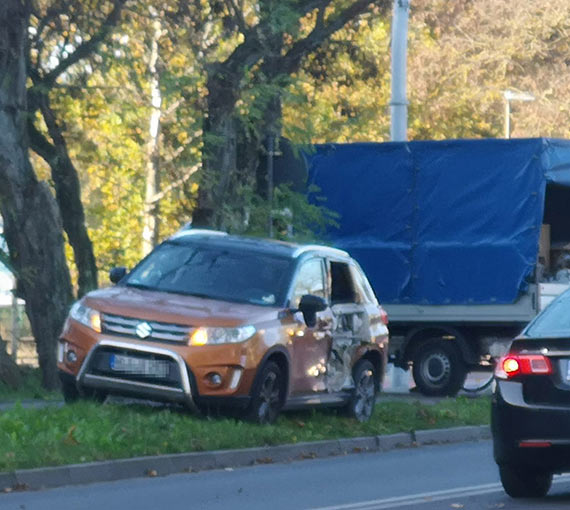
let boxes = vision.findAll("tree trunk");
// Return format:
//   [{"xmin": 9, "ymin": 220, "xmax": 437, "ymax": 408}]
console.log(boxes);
[
  {"xmin": 0, "ymin": 0, "xmax": 73, "ymax": 389},
  {"xmin": 142, "ymin": 13, "xmax": 162, "ymax": 255},
  {"xmin": 192, "ymin": 70, "xmax": 239, "ymax": 228},
  {"xmin": 0, "ymin": 333, "xmax": 21, "ymax": 389},
  {"xmin": 29, "ymin": 98, "xmax": 98, "ymax": 297}
]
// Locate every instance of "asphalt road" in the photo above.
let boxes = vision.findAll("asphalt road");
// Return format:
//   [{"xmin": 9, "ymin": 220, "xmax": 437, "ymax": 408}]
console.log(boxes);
[{"xmin": 2, "ymin": 440, "xmax": 570, "ymax": 510}]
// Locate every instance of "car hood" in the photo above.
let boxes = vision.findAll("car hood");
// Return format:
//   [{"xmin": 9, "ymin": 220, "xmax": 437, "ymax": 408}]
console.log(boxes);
[{"xmin": 83, "ymin": 285, "xmax": 280, "ymax": 327}]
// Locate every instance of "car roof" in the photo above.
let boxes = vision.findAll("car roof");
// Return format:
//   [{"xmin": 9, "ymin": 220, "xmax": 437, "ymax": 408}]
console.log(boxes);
[{"xmin": 168, "ymin": 229, "xmax": 350, "ymax": 260}]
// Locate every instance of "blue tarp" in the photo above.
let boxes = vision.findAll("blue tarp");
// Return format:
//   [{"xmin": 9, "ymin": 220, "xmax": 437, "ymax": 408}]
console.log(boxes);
[{"xmin": 307, "ymin": 138, "xmax": 570, "ymax": 305}]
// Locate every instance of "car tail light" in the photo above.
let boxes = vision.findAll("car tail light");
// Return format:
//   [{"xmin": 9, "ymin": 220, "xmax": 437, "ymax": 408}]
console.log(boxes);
[
  {"xmin": 495, "ymin": 354, "xmax": 553, "ymax": 379},
  {"xmin": 380, "ymin": 308, "xmax": 389, "ymax": 325},
  {"xmin": 519, "ymin": 441, "xmax": 552, "ymax": 448}
]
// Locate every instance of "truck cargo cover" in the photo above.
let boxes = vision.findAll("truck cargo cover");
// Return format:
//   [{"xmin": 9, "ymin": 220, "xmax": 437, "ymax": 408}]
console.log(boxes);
[{"xmin": 307, "ymin": 138, "xmax": 570, "ymax": 305}]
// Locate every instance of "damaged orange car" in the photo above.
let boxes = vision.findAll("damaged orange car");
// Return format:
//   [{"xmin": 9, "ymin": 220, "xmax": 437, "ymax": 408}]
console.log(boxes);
[{"xmin": 57, "ymin": 230, "xmax": 389, "ymax": 423}]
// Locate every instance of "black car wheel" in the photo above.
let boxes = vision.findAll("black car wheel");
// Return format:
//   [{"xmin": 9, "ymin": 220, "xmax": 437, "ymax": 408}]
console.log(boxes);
[
  {"xmin": 61, "ymin": 378, "xmax": 80, "ymax": 403},
  {"xmin": 346, "ymin": 359, "xmax": 377, "ymax": 422},
  {"xmin": 62, "ymin": 379, "xmax": 106, "ymax": 404},
  {"xmin": 246, "ymin": 362, "xmax": 285, "ymax": 424},
  {"xmin": 499, "ymin": 464, "xmax": 553, "ymax": 498},
  {"xmin": 412, "ymin": 339, "xmax": 467, "ymax": 396}
]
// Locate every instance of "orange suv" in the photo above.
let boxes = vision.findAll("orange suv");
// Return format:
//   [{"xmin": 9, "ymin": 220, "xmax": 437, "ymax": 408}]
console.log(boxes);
[{"xmin": 57, "ymin": 231, "xmax": 389, "ymax": 423}]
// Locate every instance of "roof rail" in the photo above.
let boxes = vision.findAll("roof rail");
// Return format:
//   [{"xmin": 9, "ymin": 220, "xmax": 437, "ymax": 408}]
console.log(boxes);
[
  {"xmin": 169, "ymin": 228, "xmax": 228, "ymax": 240},
  {"xmin": 292, "ymin": 244, "xmax": 349, "ymax": 258}
]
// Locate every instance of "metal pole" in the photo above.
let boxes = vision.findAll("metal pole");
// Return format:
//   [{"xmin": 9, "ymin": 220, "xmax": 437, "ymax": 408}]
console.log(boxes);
[
  {"xmin": 390, "ymin": 0, "xmax": 410, "ymax": 141},
  {"xmin": 504, "ymin": 99, "xmax": 510, "ymax": 139},
  {"xmin": 267, "ymin": 135, "xmax": 274, "ymax": 238}
]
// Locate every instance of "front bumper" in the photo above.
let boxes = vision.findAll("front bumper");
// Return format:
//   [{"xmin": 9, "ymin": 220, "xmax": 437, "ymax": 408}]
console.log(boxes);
[
  {"xmin": 492, "ymin": 380, "xmax": 570, "ymax": 472},
  {"xmin": 64, "ymin": 339, "xmax": 252, "ymax": 412},
  {"xmin": 79, "ymin": 339, "xmax": 200, "ymax": 412}
]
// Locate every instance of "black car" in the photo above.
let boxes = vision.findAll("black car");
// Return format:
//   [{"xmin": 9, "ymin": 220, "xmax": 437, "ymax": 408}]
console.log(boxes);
[{"xmin": 492, "ymin": 288, "xmax": 570, "ymax": 498}]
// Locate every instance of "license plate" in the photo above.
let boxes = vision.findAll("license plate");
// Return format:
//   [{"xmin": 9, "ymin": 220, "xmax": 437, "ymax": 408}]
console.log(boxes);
[{"xmin": 110, "ymin": 354, "xmax": 169, "ymax": 378}]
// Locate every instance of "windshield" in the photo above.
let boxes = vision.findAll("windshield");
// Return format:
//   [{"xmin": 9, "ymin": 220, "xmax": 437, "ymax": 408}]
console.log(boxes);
[
  {"xmin": 526, "ymin": 290, "xmax": 570, "ymax": 337},
  {"xmin": 124, "ymin": 241, "xmax": 294, "ymax": 307}
]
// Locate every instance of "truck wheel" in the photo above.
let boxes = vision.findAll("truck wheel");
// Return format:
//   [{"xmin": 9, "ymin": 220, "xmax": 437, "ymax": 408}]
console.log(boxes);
[{"xmin": 412, "ymin": 339, "xmax": 467, "ymax": 396}]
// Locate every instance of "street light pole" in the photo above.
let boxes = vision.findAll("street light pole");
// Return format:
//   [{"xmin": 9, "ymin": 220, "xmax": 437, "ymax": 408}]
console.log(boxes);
[
  {"xmin": 503, "ymin": 90, "xmax": 535, "ymax": 139},
  {"xmin": 390, "ymin": 0, "xmax": 410, "ymax": 142},
  {"xmin": 504, "ymin": 98, "xmax": 510, "ymax": 139}
]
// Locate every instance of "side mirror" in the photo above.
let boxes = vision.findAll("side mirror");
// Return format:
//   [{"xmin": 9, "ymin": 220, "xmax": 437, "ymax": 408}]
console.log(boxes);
[
  {"xmin": 298, "ymin": 294, "xmax": 328, "ymax": 328},
  {"xmin": 109, "ymin": 266, "xmax": 127, "ymax": 284}
]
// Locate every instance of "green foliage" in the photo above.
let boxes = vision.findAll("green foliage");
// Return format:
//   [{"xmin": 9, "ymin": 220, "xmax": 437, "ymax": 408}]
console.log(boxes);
[
  {"xmin": 243, "ymin": 184, "xmax": 339, "ymax": 242},
  {"xmin": 23, "ymin": 0, "xmax": 570, "ymax": 286},
  {"xmin": 0, "ymin": 396, "xmax": 490, "ymax": 471},
  {"xmin": 286, "ymin": 0, "xmax": 570, "ymax": 143},
  {"xmin": 0, "ymin": 368, "xmax": 59, "ymax": 403}
]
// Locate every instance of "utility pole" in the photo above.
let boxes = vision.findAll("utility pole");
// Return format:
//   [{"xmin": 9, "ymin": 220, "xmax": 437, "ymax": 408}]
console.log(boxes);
[{"xmin": 390, "ymin": 0, "xmax": 410, "ymax": 142}]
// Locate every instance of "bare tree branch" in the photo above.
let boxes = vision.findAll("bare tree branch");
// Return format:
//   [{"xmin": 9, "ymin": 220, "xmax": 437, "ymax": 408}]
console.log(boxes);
[
  {"xmin": 149, "ymin": 163, "xmax": 200, "ymax": 204},
  {"xmin": 41, "ymin": 0, "xmax": 126, "ymax": 87},
  {"xmin": 224, "ymin": 0, "xmax": 248, "ymax": 33},
  {"xmin": 280, "ymin": 0, "xmax": 386, "ymax": 75}
]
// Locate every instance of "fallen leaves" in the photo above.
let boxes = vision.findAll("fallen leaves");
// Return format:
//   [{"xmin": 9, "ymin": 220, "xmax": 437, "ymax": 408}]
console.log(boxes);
[{"xmin": 63, "ymin": 425, "xmax": 80, "ymax": 446}]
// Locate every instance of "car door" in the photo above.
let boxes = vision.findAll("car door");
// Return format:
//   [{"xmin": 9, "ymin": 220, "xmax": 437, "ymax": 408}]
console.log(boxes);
[
  {"xmin": 288, "ymin": 257, "xmax": 334, "ymax": 395},
  {"xmin": 325, "ymin": 259, "xmax": 374, "ymax": 392}
]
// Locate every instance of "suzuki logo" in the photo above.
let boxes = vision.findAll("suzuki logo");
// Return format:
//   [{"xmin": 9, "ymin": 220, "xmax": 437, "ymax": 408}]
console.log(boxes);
[{"xmin": 135, "ymin": 322, "xmax": 152, "ymax": 339}]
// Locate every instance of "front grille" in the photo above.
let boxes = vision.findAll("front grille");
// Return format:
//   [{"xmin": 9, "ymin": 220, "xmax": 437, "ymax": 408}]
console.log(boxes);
[
  {"xmin": 101, "ymin": 313, "xmax": 191, "ymax": 343},
  {"xmin": 88, "ymin": 346, "xmax": 182, "ymax": 388}
]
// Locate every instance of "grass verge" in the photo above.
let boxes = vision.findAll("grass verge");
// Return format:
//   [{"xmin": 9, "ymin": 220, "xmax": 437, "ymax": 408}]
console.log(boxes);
[
  {"xmin": 0, "ymin": 396, "xmax": 490, "ymax": 472},
  {"xmin": 0, "ymin": 368, "xmax": 60, "ymax": 403}
]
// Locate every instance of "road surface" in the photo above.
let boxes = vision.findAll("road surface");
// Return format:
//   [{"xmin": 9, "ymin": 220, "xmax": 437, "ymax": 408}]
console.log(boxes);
[{"xmin": 2, "ymin": 440, "xmax": 569, "ymax": 510}]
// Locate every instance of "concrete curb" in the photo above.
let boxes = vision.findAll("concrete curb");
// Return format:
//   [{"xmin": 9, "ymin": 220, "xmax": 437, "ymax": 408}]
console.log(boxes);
[{"xmin": 0, "ymin": 425, "xmax": 490, "ymax": 492}]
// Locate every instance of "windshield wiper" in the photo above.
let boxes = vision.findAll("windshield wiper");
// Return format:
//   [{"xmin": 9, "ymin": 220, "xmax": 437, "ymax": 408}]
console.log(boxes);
[{"xmin": 125, "ymin": 282, "xmax": 156, "ymax": 291}]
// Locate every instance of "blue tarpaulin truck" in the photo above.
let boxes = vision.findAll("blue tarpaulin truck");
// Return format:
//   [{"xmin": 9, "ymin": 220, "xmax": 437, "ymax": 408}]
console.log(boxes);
[{"xmin": 307, "ymin": 138, "xmax": 570, "ymax": 395}]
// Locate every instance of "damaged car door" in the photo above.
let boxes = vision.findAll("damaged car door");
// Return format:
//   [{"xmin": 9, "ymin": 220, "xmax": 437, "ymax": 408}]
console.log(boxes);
[
  {"xmin": 289, "ymin": 257, "xmax": 334, "ymax": 394},
  {"xmin": 325, "ymin": 260, "xmax": 375, "ymax": 392}
]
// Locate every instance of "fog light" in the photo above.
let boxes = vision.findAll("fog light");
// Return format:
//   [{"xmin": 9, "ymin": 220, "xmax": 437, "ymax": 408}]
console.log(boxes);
[
  {"xmin": 66, "ymin": 349, "xmax": 78, "ymax": 363},
  {"xmin": 208, "ymin": 372, "xmax": 222, "ymax": 386}
]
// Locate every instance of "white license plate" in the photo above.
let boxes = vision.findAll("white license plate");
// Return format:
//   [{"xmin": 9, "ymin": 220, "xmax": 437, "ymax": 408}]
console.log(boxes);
[{"xmin": 110, "ymin": 354, "xmax": 169, "ymax": 378}]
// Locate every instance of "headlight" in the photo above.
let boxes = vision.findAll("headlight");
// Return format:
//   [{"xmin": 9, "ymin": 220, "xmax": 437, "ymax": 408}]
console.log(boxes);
[
  {"xmin": 69, "ymin": 302, "xmax": 102, "ymax": 333},
  {"xmin": 190, "ymin": 325, "xmax": 256, "ymax": 346}
]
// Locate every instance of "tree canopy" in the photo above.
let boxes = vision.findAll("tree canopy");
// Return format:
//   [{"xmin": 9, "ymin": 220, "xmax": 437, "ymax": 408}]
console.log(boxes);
[{"xmin": 1, "ymin": 0, "xmax": 569, "ymax": 387}]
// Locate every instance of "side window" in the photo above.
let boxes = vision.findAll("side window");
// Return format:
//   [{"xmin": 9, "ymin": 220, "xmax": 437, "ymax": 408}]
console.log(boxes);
[
  {"xmin": 330, "ymin": 261, "xmax": 356, "ymax": 304},
  {"xmin": 291, "ymin": 258, "xmax": 326, "ymax": 307},
  {"xmin": 349, "ymin": 264, "xmax": 377, "ymax": 304}
]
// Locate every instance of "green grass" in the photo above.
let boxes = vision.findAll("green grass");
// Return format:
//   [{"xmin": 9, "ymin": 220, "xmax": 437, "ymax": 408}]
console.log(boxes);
[
  {"xmin": 0, "ymin": 368, "xmax": 60, "ymax": 403},
  {"xmin": 0, "ymin": 396, "xmax": 490, "ymax": 472}
]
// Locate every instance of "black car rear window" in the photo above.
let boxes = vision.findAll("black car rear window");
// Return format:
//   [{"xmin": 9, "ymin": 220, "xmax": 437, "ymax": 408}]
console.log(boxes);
[
  {"xmin": 526, "ymin": 291, "xmax": 570, "ymax": 337},
  {"xmin": 124, "ymin": 241, "xmax": 294, "ymax": 307}
]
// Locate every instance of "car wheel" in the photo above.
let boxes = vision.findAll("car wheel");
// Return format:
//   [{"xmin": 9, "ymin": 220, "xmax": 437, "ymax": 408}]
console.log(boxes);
[
  {"xmin": 61, "ymin": 378, "xmax": 80, "ymax": 403},
  {"xmin": 246, "ymin": 361, "xmax": 285, "ymax": 424},
  {"xmin": 346, "ymin": 359, "xmax": 377, "ymax": 422},
  {"xmin": 412, "ymin": 339, "xmax": 467, "ymax": 396},
  {"xmin": 62, "ymin": 380, "xmax": 106, "ymax": 404},
  {"xmin": 499, "ymin": 464, "xmax": 552, "ymax": 498}
]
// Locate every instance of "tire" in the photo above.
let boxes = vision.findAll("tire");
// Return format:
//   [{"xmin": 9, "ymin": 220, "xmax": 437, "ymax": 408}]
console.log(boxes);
[
  {"xmin": 246, "ymin": 362, "xmax": 285, "ymax": 424},
  {"xmin": 62, "ymin": 380, "xmax": 106, "ymax": 404},
  {"xmin": 61, "ymin": 378, "xmax": 80, "ymax": 403},
  {"xmin": 412, "ymin": 339, "xmax": 467, "ymax": 396},
  {"xmin": 346, "ymin": 359, "xmax": 377, "ymax": 422},
  {"xmin": 499, "ymin": 464, "xmax": 552, "ymax": 498}
]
